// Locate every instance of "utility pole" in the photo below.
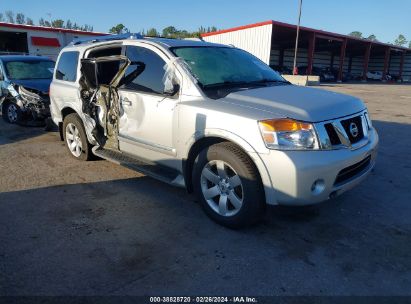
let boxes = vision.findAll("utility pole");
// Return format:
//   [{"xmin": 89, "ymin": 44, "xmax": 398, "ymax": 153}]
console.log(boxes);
[
  {"xmin": 47, "ymin": 13, "xmax": 52, "ymax": 27},
  {"xmin": 293, "ymin": 0, "xmax": 303, "ymax": 75}
]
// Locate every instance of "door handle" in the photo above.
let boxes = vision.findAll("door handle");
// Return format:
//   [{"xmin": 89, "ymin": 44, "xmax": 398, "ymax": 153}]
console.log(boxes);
[{"xmin": 121, "ymin": 97, "xmax": 132, "ymax": 106}]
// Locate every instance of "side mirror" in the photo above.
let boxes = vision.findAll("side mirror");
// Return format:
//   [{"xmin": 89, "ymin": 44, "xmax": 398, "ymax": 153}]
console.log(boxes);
[{"xmin": 164, "ymin": 83, "xmax": 180, "ymax": 96}]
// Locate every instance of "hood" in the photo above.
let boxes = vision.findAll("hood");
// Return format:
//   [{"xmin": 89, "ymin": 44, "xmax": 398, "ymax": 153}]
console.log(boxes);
[
  {"xmin": 10, "ymin": 79, "xmax": 52, "ymax": 94},
  {"xmin": 223, "ymin": 85, "xmax": 365, "ymax": 122}
]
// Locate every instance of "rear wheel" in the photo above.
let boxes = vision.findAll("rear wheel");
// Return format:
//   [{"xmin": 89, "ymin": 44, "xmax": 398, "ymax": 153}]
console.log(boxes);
[
  {"xmin": 193, "ymin": 142, "xmax": 265, "ymax": 228},
  {"xmin": 3, "ymin": 102, "xmax": 21, "ymax": 124},
  {"xmin": 63, "ymin": 113, "xmax": 92, "ymax": 161}
]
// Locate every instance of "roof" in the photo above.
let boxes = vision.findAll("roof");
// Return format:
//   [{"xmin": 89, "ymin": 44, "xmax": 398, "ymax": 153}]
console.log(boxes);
[
  {"xmin": 0, "ymin": 22, "xmax": 107, "ymax": 36},
  {"xmin": 63, "ymin": 36, "xmax": 228, "ymax": 51},
  {"xmin": 202, "ymin": 20, "xmax": 410, "ymax": 52},
  {"xmin": 201, "ymin": 20, "xmax": 273, "ymax": 38},
  {"xmin": 0, "ymin": 55, "xmax": 54, "ymax": 62},
  {"xmin": 145, "ymin": 37, "xmax": 226, "ymax": 48}
]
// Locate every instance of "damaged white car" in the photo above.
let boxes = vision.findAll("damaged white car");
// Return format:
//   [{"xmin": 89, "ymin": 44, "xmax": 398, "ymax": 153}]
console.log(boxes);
[
  {"xmin": 0, "ymin": 55, "xmax": 55, "ymax": 125},
  {"xmin": 50, "ymin": 34, "xmax": 378, "ymax": 228}
]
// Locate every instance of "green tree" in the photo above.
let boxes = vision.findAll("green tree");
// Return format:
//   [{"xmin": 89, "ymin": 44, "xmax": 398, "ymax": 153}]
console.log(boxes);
[
  {"xmin": 162, "ymin": 26, "xmax": 178, "ymax": 37},
  {"xmin": 66, "ymin": 20, "xmax": 73, "ymax": 29},
  {"xmin": 178, "ymin": 30, "xmax": 189, "ymax": 38},
  {"xmin": 51, "ymin": 19, "xmax": 64, "ymax": 28},
  {"xmin": 409, "ymin": 41, "xmax": 411, "ymax": 49},
  {"xmin": 192, "ymin": 25, "xmax": 218, "ymax": 38},
  {"xmin": 16, "ymin": 13, "xmax": 25, "ymax": 24},
  {"xmin": 367, "ymin": 34, "xmax": 377, "ymax": 41},
  {"xmin": 5, "ymin": 10, "xmax": 14, "ymax": 23},
  {"xmin": 82, "ymin": 24, "xmax": 93, "ymax": 32},
  {"xmin": 39, "ymin": 18, "xmax": 45, "ymax": 26},
  {"xmin": 198, "ymin": 26, "xmax": 206, "ymax": 34},
  {"xmin": 26, "ymin": 18, "xmax": 34, "ymax": 25},
  {"xmin": 394, "ymin": 34, "xmax": 407, "ymax": 46},
  {"xmin": 109, "ymin": 23, "xmax": 129, "ymax": 34},
  {"xmin": 146, "ymin": 28, "xmax": 159, "ymax": 37},
  {"xmin": 0, "ymin": 13, "xmax": 4, "ymax": 22},
  {"xmin": 349, "ymin": 31, "xmax": 363, "ymax": 38}
]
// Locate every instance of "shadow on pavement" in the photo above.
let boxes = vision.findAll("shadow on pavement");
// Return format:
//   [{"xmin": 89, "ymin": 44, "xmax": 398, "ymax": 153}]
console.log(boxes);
[
  {"xmin": 0, "ymin": 114, "xmax": 51, "ymax": 145},
  {"xmin": 0, "ymin": 120, "xmax": 410, "ymax": 295}
]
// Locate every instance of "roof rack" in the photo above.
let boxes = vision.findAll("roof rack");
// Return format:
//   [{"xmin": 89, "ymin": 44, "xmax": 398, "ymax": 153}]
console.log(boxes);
[{"xmin": 70, "ymin": 33, "xmax": 144, "ymax": 46}]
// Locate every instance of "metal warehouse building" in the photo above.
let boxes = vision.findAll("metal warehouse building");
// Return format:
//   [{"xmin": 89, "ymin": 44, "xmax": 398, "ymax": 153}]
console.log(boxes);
[
  {"xmin": 202, "ymin": 20, "xmax": 411, "ymax": 82},
  {"xmin": 0, "ymin": 22, "xmax": 106, "ymax": 60}
]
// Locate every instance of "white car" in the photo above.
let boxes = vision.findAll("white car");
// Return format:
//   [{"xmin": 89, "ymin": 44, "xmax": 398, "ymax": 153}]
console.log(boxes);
[
  {"xmin": 49, "ymin": 34, "xmax": 378, "ymax": 228},
  {"xmin": 366, "ymin": 71, "xmax": 391, "ymax": 81}
]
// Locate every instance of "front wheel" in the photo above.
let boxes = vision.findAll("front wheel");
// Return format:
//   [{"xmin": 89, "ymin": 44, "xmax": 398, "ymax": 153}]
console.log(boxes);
[
  {"xmin": 63, "ymin": 113, "xmax": 92, "ymax": 161},
  {"xmin": 193, "ymin": 142, "xmax": 265, "ymax": 228},
  {"xmin": 3, "ymin": 102, "xmax": 22, "ymax": 124}
]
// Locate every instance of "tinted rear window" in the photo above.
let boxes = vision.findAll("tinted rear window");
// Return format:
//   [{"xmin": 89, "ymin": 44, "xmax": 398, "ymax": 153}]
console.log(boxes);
[{"xmin": 56, "ymin": 51, "xmax": 79, "ymax": 82}]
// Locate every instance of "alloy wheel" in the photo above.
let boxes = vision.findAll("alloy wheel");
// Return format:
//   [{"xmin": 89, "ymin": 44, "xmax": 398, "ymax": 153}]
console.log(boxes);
[
  {"xmin": 200, "ymin": 160, "xmax": 244, "ymax": 217},
  {"xmin": 7, "ymin": 104, "xmax": 18, "ymax": 122},
  {"xmin": 65, "ymin": 123, "xmax": 83, "ymax": 157}
]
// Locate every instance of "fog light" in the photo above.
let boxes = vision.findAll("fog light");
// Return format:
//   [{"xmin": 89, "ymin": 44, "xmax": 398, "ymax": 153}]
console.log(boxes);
[{"xmin": 311, "ymin": 179, "xmax": 325, "ymax": 195}]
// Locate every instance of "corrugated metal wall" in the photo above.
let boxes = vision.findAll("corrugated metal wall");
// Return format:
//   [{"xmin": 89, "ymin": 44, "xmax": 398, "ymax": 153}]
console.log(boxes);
[
  {"xmin": 270, "ymin": 47, "xmax": 364, "ymax": 77},
  {"xmin": 203, "ymin": 24, "xmax": 273, "ymax": 64},
  {"xmin": 403, "ymin": 53, "xmax": 411, "ymax": 81},
  {"xmin": 366, "ymin": 52, "xmax": 411, "ymax": 80},
  {"xmin": 270, "ymin": 46, "xmax": 411, "ymax": 80},
  {"xmin": 203, "ymin": 24, "xmax": 411, "ymax": 81}
]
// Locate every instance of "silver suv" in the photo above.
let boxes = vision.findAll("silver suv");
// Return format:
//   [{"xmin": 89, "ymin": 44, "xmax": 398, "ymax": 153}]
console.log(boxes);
[{"xmin": 50, "ymin": 34, "xmax": 378, "ymax": 228}]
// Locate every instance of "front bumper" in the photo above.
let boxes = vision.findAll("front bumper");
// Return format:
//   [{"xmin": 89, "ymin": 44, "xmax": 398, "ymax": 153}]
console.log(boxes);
[{"xmin": 260, "ymin": 127, "xmax": 379, "ymax": 206}]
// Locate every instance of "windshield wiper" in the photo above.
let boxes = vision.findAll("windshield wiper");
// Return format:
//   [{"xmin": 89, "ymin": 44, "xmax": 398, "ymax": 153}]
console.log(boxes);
[
  {"xmin": 203, "ymin": 79, "xmax": 289, "ymax": 89},
  {"xmin": 202, "ymin": 81, "xmax": 259, "ymax": 89},
  {"xmin": 249, "ymin": 79, "xmax": 290, "ymax": 84}
]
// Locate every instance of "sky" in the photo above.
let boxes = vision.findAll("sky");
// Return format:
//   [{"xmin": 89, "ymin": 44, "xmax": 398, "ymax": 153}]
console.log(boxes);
[{"xmin": 2, "ymin": 0, "xmax": 411, "ymax": 44}]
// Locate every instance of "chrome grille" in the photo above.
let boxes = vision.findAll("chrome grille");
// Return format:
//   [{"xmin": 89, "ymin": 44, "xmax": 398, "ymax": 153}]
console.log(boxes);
[
  {"xmin": 340, "ymin": 116, "xmax": 364, "ymax": 143},
  {"xmin": 324, "ymin": 123, "xmax": 341, "ymax": 145},
  {"xmin": 315, "ymin": 111, "xmax": 370, "ymax": 150}
]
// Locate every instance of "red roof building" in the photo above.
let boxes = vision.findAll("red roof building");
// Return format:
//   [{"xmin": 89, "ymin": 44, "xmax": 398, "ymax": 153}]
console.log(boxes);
[
  {"xmin": 0, "ymin": 22, "xmax": 107, "ymax": 60},
  {"xmin": 202, "ymin": 20, "xmax": 411, "ymax": 82}
]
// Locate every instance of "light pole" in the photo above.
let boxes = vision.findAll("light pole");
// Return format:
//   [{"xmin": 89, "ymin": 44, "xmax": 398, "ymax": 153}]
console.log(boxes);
[{"xmin": 293, "ymin": 0, "xmax": 303, "ymax": 75}]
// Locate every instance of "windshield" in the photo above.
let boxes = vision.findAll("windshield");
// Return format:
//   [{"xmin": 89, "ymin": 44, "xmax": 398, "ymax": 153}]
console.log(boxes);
[
  {"xmin": 5, "ymin": 60, "xmax": 55, "ymax": 80},
  {"xmin": 171, "ymin": 46, "xmax": 286, "ymax": 88}
]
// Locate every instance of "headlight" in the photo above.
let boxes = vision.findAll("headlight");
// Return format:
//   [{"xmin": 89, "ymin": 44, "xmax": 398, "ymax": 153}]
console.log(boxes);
[
  {"xmin": 19, "ymin": 86, "xmax": 42, "ymax": 103},
  {"xmin": 7, "ymin": 84, "xmax": 19, "ymax": 98},
  {"xmin": 258, "ymin": 118, "xmax": 319, "ymax": 150}
]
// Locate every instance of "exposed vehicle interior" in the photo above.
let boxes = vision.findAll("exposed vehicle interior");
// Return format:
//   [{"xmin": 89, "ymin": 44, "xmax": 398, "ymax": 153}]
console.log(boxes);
[
  {"xmin": 79, "ymin": 45, "xmax": 150, "ymax": 151},
  {"xmin": 79, "ymin": 55, "xmax": 130, "ymax": 150}
]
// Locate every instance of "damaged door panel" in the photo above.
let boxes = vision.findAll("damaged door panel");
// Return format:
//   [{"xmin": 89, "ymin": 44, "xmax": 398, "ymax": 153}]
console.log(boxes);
[
  {"xmin": 79, "ymin": 55, "xmax": 133, "ymax": 150},
  {"xmin": 0, "ymin": 56, "xmax": 54, "ymax": 125},
  {"xmin": 116, "ymin": 44, "xmax": 181, "ymax": 164}
]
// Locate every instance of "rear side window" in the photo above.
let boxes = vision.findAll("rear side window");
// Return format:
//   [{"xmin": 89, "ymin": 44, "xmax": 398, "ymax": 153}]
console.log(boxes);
[
  {"xmin": 123, "ymin": 46, "xmax": 166, "ymax": 95},
  {"xmin": 56, "ymin": 51, "xmax": 79, "ymax": 82}
]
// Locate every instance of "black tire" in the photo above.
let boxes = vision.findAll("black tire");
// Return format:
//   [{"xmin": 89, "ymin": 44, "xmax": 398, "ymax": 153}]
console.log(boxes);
[
  {"xmin": 2, "ymin": 102, "xmax": 22, "ymax": 124},
  {"xmin": 63, "ymin": 113, "xmax": 93, "ymax": 161},
  {"xmin": 193, "ymin": 142, "xmax": 265, "ymax": 229}
]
